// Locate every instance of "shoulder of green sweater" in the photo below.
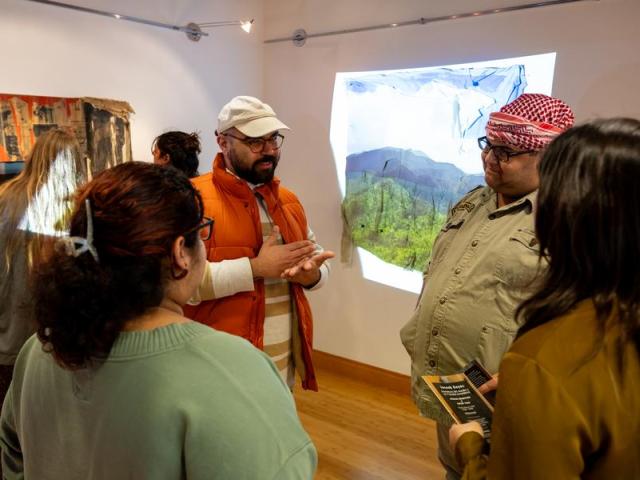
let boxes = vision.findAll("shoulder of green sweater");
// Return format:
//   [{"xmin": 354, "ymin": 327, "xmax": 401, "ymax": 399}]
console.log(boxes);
[
  {"xmin": 269, "ymin": 439, "xmax": 317, "ymax": 480},
  {"xmin": 185, "ymin": 322, "xmax": 263, "ymax": 353},
  {"xmin": 108, "ymin": 321, "xmax": 264, "ymax": 360},
  {"xmin": 182, "ymin": 323, "xmax": 277, "ymax": 366}
]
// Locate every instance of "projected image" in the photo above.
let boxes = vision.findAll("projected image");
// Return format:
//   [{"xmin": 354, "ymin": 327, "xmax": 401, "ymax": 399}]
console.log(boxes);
[{"xmin": 331, "ymin": 53, "xmax": 556, "ymax": 293}]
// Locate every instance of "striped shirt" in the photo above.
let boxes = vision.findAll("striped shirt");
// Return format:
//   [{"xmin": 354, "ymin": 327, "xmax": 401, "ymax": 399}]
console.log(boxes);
[{"xmin": 259, "ymin": 213, "xmax": 295, "ymax": 387}]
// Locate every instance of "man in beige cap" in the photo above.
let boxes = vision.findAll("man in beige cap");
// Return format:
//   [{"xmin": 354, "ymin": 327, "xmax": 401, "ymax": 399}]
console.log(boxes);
[{"xmin": 185, "ymin": 96, "xmax": 333, "ymax": 391}]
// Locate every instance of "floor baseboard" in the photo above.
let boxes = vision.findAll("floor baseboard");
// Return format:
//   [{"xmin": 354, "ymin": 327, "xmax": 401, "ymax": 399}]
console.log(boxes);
[{"xmin": 313, "ymin": 350, "xmax": 411, "ymax": 396}]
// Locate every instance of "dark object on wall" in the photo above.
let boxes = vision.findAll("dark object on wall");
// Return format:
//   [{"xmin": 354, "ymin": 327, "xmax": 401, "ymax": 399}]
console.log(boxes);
[
  {"xmin": 0, "ymin": 94, "xmax": 134, "ymax": 177},
  {"xmin": 0, "ymin": 161, "xmax": 24, "ymax": 185}
]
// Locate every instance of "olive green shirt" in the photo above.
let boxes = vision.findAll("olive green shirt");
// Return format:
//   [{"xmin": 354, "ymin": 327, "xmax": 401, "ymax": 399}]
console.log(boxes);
[
  {"xmin": 400, "ymin": 186, "xmax": 544, "ymax": 424},
  {"xmin": 457, "ymin": 299, "xmax": 640, "ymax": 479}
]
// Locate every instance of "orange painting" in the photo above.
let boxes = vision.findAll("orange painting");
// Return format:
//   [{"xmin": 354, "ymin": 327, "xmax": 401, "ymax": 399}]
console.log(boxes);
[{"xmin": 0, "ymin": 94, "xmax": 133, "ymax": 175}]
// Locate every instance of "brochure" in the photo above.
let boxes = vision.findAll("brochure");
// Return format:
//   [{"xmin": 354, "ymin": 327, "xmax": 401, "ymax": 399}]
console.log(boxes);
[{"xmin": 422, "ymin": 360, "xmax": 495, "ymax": 440}]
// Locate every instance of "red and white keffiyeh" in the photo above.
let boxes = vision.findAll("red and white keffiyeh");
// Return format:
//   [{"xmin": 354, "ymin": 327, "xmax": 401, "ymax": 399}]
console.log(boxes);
[{"xmin": 486, "ymin": 93, "xmax": 575, "ymax": 151}]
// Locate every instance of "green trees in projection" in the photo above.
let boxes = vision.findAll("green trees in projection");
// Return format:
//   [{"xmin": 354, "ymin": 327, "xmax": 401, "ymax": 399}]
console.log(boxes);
[{"xmin": 343, "ymin": 173, "xmax": 448, "ymax": 271}]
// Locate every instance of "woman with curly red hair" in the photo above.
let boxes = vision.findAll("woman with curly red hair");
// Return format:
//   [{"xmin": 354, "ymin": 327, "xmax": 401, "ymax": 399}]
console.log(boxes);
[{"xmin": 0, "ymin": 162, "xmax": 316, "ymax": 479}]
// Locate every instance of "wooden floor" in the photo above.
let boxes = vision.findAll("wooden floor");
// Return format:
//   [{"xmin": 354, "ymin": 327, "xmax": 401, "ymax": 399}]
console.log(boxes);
[{"xmin": 294, "ymin": 367, "xmax": 444, "ymax": 479}]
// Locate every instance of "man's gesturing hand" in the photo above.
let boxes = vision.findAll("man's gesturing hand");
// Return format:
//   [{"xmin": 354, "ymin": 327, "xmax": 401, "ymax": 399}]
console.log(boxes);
[
  {"xmin": 250, "ymin": 226, "xmax": 316, "ymax": 279},
  {"xmin": 281, "ymin": 251, "xmax": 335, "ymax": 288}
]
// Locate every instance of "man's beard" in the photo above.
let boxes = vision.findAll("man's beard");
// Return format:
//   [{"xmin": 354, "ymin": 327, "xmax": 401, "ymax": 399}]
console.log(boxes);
[{"xmin": 230, "ymin": 151, "xmax": 279, "ymax": 185}]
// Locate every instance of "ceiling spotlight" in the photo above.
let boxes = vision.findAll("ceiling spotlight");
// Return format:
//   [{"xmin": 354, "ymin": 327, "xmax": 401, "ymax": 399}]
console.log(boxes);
[
  {"xmin": 241, "ymin": 20, "xmax": 254, "ymax": 33},
  {"xmin": 195, "ymin": 19, "xmax": 256, "ymax": 40},
  {"xmin": 25, "ymin": 0, "xmax": 256, "ymax": 42}
]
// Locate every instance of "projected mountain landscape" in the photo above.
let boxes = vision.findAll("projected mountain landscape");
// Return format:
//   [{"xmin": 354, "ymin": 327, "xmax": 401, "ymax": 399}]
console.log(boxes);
[
  {"xmin": 343, "ymin": 147, "xmax": 484, "ymax": 270},
  {"xmin": 332, "ymin": 53, "xmax": 556, "ymax": 290}
]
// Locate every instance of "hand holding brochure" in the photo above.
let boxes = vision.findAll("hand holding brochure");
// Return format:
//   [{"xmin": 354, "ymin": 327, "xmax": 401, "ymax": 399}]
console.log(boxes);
[{"xmin": 422, "ymin": 360, "xmax": 495, "ymax": 440}]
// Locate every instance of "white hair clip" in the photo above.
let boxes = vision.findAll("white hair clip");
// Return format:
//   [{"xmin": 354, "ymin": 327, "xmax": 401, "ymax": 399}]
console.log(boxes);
[{"xmin": 58, "ymin": 199, "xmax": 100, "ymax": 263}]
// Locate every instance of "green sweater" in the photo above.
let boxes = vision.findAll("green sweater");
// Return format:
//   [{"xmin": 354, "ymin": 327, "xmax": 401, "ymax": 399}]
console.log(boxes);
[{"xmin": 0, "ymin": 322, "xmax": 317, "ymax": 479}]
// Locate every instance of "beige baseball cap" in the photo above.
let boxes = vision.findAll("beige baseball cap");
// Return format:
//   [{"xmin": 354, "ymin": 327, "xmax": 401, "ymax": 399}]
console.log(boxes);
[{"xmin": 217, "ymin": 96, "xmax": 290, "ymax": 137}]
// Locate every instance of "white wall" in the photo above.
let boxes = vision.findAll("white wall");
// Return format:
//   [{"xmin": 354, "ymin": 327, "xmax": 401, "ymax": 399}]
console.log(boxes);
[
  {"xmin": 4, "ymin": 0, "xmax": 638, "ymax": 374},
  {"xmin": 263, "ymin": 0, "xmax": 640, "ymax": 374},
  {"xmin": 1, "ymin": 0, "xmax": 264, "ymax": 171}
]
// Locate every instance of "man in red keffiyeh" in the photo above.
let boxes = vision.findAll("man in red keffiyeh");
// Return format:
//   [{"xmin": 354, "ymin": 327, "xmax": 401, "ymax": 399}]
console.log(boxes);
[
  {"xmin": 482, "ymin": 93, "xmax": 575, "ymax": 207},
  {"xmin": 400, "ymin": 93, "xmax": 575, "ymax": 479}
]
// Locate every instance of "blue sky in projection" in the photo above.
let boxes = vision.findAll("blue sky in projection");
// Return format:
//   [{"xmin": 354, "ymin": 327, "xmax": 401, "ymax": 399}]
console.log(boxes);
[{"xmin": 345, "ymin": 65, "xmax": 526, "ymax": 174}]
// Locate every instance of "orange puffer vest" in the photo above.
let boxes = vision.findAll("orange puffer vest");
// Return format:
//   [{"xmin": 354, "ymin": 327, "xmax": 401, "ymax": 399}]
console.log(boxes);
[{"xmin": 184, "ymin": 153, "xmax": 317, "ymax": 390}]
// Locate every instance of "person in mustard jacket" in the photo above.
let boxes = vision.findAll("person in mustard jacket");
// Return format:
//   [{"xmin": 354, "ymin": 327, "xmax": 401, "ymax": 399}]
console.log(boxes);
[{"xmin": 450, "ymin": 117, "xmax": 640, "ymax": 479}]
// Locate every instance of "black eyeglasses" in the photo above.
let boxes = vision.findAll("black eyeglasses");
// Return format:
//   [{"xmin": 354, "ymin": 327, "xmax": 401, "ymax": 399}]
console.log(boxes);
[
  {"xmin": 223, "ymin": 132, "xmax": 285, "ymax": 154},
  {"xmin": 185, "ymin": 216, "xmax": 214, "ymax": 241},
  {"xmin": 478, "ymin": 136, "xmax": 536, "ymax": 164}
]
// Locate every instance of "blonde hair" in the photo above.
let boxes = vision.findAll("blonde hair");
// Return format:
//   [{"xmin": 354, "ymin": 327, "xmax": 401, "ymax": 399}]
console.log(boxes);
[{"xmin": 0, "ymin": 128, "xmax": 86, "ymax": 271}]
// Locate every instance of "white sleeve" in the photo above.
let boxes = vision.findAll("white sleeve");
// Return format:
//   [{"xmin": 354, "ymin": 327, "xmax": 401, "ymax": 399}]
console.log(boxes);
[{"xmin": 188, "ymin": 258, "xmax": 255, "ymax": 304}]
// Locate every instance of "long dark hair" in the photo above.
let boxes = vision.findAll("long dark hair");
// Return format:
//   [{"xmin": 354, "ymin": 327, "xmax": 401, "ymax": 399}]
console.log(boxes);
[
  {"xmin": 152, "ymin": 131, "xmax": 201, "ymax": 178},
  {"xmin": 517, "ymin": 118, "xmax": 640, "ymax": 358},
  {"xmin": 34, "ymin": 162, "xmax": 204, "ymax": 369}
]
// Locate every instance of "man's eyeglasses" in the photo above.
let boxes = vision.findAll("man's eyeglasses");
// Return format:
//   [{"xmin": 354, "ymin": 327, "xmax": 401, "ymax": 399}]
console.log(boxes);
[
  {"xmin": 185, "ymin": 216, "xmax": 214, "ymax": 241},
  {"xmin": 477, "ymin": 136, "xmax": 536, "ymax": 163},
  {"xmin": 223, "ymin": 132, "xmax": 285, "ymax": 154}
]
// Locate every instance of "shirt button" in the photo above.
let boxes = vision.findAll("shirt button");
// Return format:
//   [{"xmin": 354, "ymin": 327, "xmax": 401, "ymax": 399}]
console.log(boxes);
[
  {"xmin": 471, "ymin": 240, "xmax": 479, "ymax": 247},
  {"xmin": 439, "ymin": 297, "xmax": 447, "ymax": 304},
  {"xmin": 429, "ymin": 360, "xmax": 436, "ymax": 367},
  {"xmin": 454, "ymin": 268, "xmax": 461, "ymax": 275},
  {"xmin": 431, "ymin": 328, "xmax": 439, "ymax": 336}
]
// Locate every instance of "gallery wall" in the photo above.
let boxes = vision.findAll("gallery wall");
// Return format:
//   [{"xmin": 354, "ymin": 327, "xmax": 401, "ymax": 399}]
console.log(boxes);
[
  {"xmin": 1, "ymin": 0, "xmax": 264, "ymax": 171},
  {"xmin": 263, "ymin": 0, "xmax": 640, "ymax": 374},
  {"xmin": 3, "ymin": 0, "xmax": 638, "ymax": 375}
]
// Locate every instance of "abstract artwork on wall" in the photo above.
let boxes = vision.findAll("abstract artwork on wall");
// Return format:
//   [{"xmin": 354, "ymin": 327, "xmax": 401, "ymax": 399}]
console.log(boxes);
[
  {"xmin": 0, "ymin": 94, "xmax": 134, "ymax": 236},
  {"xmin": 331, "ymin": 53, "xmax": 556, "ymax": 293},
  {"xmin": 0, "ymin": 94, "xmax": 134, "ymax": 177}
]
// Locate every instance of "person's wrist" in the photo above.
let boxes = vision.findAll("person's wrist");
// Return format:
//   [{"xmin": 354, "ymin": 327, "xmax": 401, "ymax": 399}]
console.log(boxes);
[
  {"xmin": 455, "ymin": 431, "xmax": 485, "ymax": 465},
  {"xmin": 250, "ymin": 257, "xmax": 263, "ymax": 278},
  {"xmin": 301, "ymin": 269, "xmax": 321, "ymax": 289}
]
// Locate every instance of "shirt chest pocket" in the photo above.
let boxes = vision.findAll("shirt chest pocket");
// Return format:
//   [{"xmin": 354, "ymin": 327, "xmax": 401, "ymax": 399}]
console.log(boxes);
[{"xmin": 494, "ymin": 228, "xmax": 544, "ymax": 289}]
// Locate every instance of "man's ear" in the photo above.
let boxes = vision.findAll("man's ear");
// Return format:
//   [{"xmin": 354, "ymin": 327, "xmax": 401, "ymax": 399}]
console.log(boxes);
[
  {"xmin": 216, "ymin": 133, "xmax": 228, "ymax": 153},
  {"xmin": 158, "ymin": 154, "xmax": 171, "ymax": 166}
]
